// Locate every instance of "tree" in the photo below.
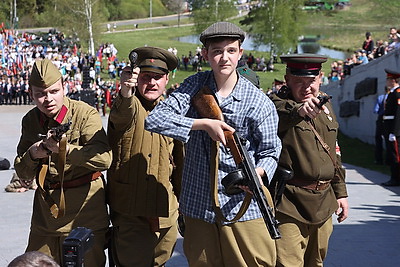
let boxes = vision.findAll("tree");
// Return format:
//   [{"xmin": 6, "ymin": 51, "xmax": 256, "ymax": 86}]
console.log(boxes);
[
  {"xmin": 189, "ymin": 0, "xmax": 238, "ymax": 34},
  {"xmin": 42, "ymin": 0, "xmax": 107, "ymax": 56},
  {"xmin": 165, "ymin": 0, "xmax": 187, "ymax": 27},
  {"xmin": 240, "ymin": 0, "xmax": 305, "ymax": 57}
]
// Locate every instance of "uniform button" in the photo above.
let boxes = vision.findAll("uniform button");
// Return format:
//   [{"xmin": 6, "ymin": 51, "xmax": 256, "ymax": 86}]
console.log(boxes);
[{"xmin": 148, "ymin": 153, "xmax": 152, "ymax": 157}]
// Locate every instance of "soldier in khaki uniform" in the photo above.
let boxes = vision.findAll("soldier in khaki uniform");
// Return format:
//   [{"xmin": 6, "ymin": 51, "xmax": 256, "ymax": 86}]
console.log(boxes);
[
  {"xmin": 107, "ymin": 46, "xmax": 184, "ymax": 266},
  {"xmin": 14, "ymin": 59, "xmax": 112, "ymax": 266},
  {"xmin": 269, "ymin": 54, "xmax": 349, "ymax": 267}
]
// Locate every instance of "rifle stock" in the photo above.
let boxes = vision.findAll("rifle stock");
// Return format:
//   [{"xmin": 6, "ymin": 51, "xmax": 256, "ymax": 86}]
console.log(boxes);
[{"xmin": 192, "ymin": 86, "xmax": 281, "ymax": 239}]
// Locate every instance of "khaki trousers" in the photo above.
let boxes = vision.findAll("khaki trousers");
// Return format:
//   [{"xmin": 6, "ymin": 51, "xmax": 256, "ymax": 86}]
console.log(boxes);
[
  {"xmin": 275, "ymin": 213, "xmax": 333, "ymax": 267},
  {"xmin": 26, "ymin": 228, "xmax": 107, "ymax": 267},
  {"xmin": 111, "ymin": 215, "xmax": 178, "ymax": 267},
  {"xmin": 183, "ymin": 216, "xmax": 276, "ymax": 267}
]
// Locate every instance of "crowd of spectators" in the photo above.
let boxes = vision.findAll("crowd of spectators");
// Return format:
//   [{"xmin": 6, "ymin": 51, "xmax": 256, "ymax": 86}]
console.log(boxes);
[
  {"xmin": 0, "ymin": 26, "xmax": 123, "ymax": 116},
  {"xmin": 326, "ymin": 27, "xmax": 400, "ymax": 83},
  {"xmin": 2, "ymin": 24, "xmax": 400, "ymax": 106}
]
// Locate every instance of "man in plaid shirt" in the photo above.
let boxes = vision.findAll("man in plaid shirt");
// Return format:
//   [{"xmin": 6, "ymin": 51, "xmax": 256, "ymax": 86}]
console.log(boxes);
[{"xmin": 146, "ymin": 22, "xmax": 281, "ymax": 266}]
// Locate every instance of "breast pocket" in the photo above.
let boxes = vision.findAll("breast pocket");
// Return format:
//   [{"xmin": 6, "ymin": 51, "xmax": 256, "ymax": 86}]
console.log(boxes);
[{"xmin": 326, "ymin": 121, "xmax": 339, "ymax": 135}]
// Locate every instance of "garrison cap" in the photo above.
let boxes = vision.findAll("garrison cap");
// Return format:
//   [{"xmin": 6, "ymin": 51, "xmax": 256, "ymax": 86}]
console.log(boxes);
[
  {"xmin": 200, "ymin": 22, "xmax": 245, "ymax": 46},
  {"xmin": 29, "ymin": 58, "xmax": 62, "ymax": 88},
  {"xmin": 130, "ymin": 46, "xmax": 178, "ymax": 74},
  {"xmin": 237, "ymin": 64, "xmax": 260, "ymax": 88},
  {"xmin": 280, "ymin": 53, "xmax": 327, "ymax": 77},
  {"xmin": 385, "ymin": 68, "xmax": 400, "ymax": 79}
]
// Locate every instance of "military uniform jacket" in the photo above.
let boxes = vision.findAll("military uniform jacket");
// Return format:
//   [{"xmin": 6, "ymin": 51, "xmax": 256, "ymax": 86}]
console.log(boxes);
[
  {"xmin": 270, "ymin": 92, "xmax": 348, "ymax": 224},
  {"xmin": 107, "ymin": 92, "xmax": 183, "ymax": 228},
  {"xmin": 14, "ymin": 97, "xmax": 112, "ymax": 235},
  {"xmin": 383, "ymin": 86, "xmax": 400, "ymax": 136}
]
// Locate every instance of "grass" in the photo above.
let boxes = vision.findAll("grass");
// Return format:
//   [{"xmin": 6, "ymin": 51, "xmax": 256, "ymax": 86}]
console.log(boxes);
[
  {"xmin": 338, "ymin": 132, "xmax": 390, "ymax": 175},
  {"xmin": 304, "ymin": 0, "xmax": 392, "ymax": 52},
  {"xmin": 98, "ymin": 0, "xmax": 391, "ymax": 176}
]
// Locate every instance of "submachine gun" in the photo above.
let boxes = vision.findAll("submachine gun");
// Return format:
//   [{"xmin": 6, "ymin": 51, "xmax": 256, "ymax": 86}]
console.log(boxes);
[{"xmin": 192, "ymin": 86, "xmax": 281, "ymax": 239}]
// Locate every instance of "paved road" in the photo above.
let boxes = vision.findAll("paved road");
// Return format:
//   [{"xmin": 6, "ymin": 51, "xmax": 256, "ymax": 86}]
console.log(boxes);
[
  {"xmin": 18, "ymin": 13, "xmax": 193, "ymax": 34},
  {"xmin": 0, "ymin": 105, "xmax": 399, "ymax": 266}
]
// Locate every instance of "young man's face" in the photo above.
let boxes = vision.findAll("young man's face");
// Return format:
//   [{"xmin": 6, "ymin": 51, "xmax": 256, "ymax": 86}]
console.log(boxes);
[
  {"xmin": 30, "ymin": 79, "xmax": 65, "ymax": 118},
  {"xmin": 202, "ymin": 39, "xmax": 243, "ymax": 77},
  {"xmin": 137, "ymin": 71, "xmax": 169, "ymax": 101},
  {"xmin": 285, "ymin": 73, "xmax": 321, "ymax": 103},
  {"xmin": 386, "ymin": 77, "xmax": 398, "ymax": 89}
]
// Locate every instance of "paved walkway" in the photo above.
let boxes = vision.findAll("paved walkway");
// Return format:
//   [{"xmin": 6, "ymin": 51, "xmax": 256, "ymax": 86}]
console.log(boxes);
[{"xmin": 0, "ymin": 105, "xmax": 399, "ymax": 266}]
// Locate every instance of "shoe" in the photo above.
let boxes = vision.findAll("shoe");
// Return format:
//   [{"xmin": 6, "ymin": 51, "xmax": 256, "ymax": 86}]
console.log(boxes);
[{"xmin": 381, "ymin": 180, "xmax": 400, "ymax": 186}]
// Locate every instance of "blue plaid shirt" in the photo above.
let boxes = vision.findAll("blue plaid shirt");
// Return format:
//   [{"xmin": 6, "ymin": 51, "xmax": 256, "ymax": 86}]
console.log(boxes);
[{"xmin": 145, "ymin": 71, "xmax": 281, "ymax": 224}]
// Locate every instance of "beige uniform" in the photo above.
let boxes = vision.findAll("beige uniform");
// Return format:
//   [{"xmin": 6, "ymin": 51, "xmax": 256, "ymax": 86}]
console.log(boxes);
[
  {"xmin": 107, "ymin": 92, "xmax": 183, "ymax": 266},
  {"xmin": 14, "ymin": 97, "xmax": 112, "ymax": 266}
]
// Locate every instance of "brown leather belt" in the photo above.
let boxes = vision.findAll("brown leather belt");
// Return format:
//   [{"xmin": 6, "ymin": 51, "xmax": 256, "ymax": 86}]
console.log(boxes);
[
  {"xmin": 47, "ymin": 171, "xmax": 103, "ymax": 190},
  {"xmin": 287, "ymin": 177, "xmax": 332, "ymax": 191}
]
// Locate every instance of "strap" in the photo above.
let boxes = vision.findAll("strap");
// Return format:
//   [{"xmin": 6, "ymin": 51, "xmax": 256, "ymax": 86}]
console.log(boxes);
[
  {"xmin": 36, "ymin": 136, "xmax": 68, "ymax": 219},
  {"xmin": 56, "ymin": 136, "xmax": 67, "ymax": 218},
  {"xmin": 210, "ymin": 140, "xmax": 252, "ymax": 223},
  {"xmin": 306, "ymin": 120, "xmax": 338, "ymax": 169},
  {"xmin": 37, "ymin": 160, "xmax": 61, "ymax": 218}
]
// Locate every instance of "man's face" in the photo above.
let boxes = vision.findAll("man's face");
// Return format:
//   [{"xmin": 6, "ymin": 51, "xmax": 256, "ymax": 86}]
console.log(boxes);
[
  {"xmin": 137, "ymin": 71, "xmax": 169, "ymax": 101},
  {"xmin": 30, "ymin": 79, "xmax": 65, "ymax": 118},
  {"xmin": 285, "ymin": 73, "xmax": 321, "ymax": 102},
  {"xmin": 202, "ymin": 39, "xmax": 243, "ymax": 77},
  {"xmin": 386, "ymin": 77, "xmax": 398, "ymax": 89}
]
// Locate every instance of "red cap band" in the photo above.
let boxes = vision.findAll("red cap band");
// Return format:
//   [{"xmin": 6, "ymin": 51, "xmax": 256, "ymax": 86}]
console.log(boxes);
[{"xmin": 287, "ymin": 62, "xmax": 321, "ymax": 70}]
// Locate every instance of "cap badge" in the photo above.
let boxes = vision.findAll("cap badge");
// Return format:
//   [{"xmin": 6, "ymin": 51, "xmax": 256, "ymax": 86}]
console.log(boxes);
[{"xmin": 150, "ymin": 59, "xmax": 155, "ymax": 63}]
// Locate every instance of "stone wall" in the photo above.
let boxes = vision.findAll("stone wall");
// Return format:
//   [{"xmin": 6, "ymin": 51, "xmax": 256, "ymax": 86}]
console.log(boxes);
[{"xmin": 322, "ymin": 48, "xmax": 400, "ymax": 144}]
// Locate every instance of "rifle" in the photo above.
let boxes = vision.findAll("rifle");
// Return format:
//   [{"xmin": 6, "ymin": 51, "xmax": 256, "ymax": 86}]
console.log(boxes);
[
  {"xmin": 192, "ymin": 86, "xmax": 281, "ymax": 239},
  {"xmin": 38, "ymin": 121, "xmax": 72, "ymax": 142}
]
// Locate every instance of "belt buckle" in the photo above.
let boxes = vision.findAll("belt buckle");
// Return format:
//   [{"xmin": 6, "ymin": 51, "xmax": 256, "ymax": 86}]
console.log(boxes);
[{"xmin": 315, "ymin": 180, "xmax": 330, "ymax": 191}]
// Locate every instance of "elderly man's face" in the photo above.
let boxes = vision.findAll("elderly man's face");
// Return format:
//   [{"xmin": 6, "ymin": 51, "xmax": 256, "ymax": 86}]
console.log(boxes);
[
  {"xmin": 285, "ymin": 73, "xmax": 321, "ymax": 103},
  {"xmin": 30, "ymin": 79, "xmax": 65, "ymax": 118}
]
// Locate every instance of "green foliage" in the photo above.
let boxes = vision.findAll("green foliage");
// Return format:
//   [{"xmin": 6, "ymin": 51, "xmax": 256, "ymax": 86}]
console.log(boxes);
[
  {"xmin": 118, "ymin": 0, "xmax": 169, "ymax": 20},
  {"xmin": 191, "ymin": 0, "xmax": 238, "ymax": 34},
  {"xmin": 240, "ymin": 0, "xmax": 305, "ymax": 55},
  {"xmin": 370, "ymin": 0, "xmax": 400, "ymax": 25}
]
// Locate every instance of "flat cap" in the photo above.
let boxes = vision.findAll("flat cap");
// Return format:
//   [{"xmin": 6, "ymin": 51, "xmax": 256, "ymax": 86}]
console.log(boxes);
[
  {"xmin": 280, "ymin": 53, "xmax": 327, "ymax": 77},
  {"xmin": 129, "ymin": 46, "xmax": 178, "ymax": 74},
  {"xmin": 200, "ymin": 22, "xmax": 245, "ymax": 45},
  {"xmin": 29, "ymin": 59, "xmax": 62, "ymax": 88},
  {"xmin": 385, "ymin": 68, "xmax": 400, "ymax": 79},
  {"xmin": 237, "ymin": 64, "xmax": 260, "ymax": 88}
]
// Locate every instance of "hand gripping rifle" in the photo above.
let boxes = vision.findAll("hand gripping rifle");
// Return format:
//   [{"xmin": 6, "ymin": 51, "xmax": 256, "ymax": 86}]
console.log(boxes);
[
  {"xmin": 38, "ymin": 121, "xmax": 72, "ymax": 142},
  {"xmin": 192, "ymin": 86, "xmax": 281, "ymax": 239}
]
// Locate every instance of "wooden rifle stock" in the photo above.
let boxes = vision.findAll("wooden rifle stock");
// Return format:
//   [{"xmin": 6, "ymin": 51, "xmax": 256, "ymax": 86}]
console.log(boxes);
[
  {"xmin": 192, "ymin": 86, "xmax": 224, "ymax": 121},
  {"xmin": 192, "ymin": 86, "xmax": 281, "ymax": 239}
]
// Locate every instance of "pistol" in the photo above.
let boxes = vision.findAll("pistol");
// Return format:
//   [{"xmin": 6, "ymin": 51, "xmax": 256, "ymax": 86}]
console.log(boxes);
[{"xmin": 317, "ymin": 95, "xmax": 332, "ymax": 109}]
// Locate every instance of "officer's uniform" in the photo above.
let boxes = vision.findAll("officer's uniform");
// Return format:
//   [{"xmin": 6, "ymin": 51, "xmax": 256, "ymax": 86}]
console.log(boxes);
[
  {"xmin": 107, "ymin": 47, "xmax": 184, "ymax": 266},
  {"xmin": 270, "ymin": 54, "xmax": 348, "ymax": 267},
  {"xmin": 14, "ymin": 59, "xmax": 112, "ymax": 266},
  {"xmin": 382, "ymin": 69, "xmax": 400, "ymax": 186}
]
